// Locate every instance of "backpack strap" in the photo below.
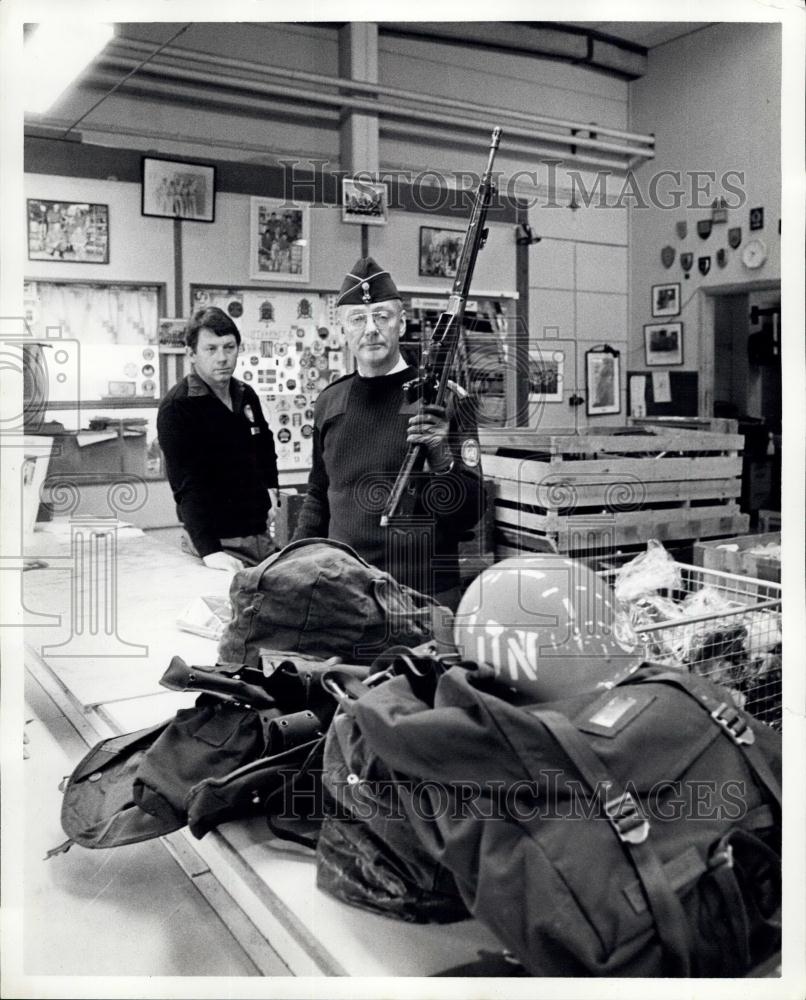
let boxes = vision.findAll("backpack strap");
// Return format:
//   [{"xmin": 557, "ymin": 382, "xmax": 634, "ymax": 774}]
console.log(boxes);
[
  {"xmin": 638, "ymin": 671, "xmax": 782, "ymax": 810},
  {"xmin": 707, "ymin": 824, "xmax": 782, "ymax": 974},
  {"xmin": 433, "ymin": 949, "xmax": 528, "ymax": 977},
  {"xmin": 255, "ymin": 536, "xmax": 377, "ymax": 586},
  {"xmin": 320, "ymin": 668, "xmax": 369, "ymax": 712},
  {"xmin": 538, "ymin": 709, "xmax": 692, "ymax": 976},
  {"xmin": 264, "ymin": 734, "xmax": 327, "ymax": 850}
]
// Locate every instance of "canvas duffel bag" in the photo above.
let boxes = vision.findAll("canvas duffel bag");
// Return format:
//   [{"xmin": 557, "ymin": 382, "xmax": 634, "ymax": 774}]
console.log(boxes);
[{"xmin": 217, "ymin": 538, "xmax": 452, "ymax": 667}]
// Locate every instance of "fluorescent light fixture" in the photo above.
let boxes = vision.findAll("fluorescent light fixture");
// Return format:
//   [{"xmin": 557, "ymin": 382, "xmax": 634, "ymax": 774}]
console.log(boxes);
[{"xmin": 24, "ymin": 22, "xmax": 114, "ymax": 114}]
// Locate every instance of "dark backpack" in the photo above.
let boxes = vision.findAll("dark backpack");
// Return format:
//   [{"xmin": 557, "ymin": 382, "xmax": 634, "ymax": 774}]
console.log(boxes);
[
  {"xmin": 52, "ymin": 654, "xmax": 364, "ymax": 854},
  {"xmin": 348, "ymin": 662, "xmax": 782, "ymax": 977},
  {"xmin": 217, "ymin": 538, "xmax": 452, "ymax": 668},
  {"xmin": 53, "ymin": 721, "xmax": 181, "ymax": 853},
  {"xmin": 316, "ymin": 689, "xmax": 469, "ymax": 924}
]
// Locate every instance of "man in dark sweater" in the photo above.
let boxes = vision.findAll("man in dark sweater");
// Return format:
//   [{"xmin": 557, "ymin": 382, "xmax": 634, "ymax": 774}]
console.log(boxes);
[
  {"xmin": 157, "ymin": 307, "xmax": 280, "ymax": 572},
  {"xmin": 292, "ymin": 257, "xmax": 483, "ymax": 608}
]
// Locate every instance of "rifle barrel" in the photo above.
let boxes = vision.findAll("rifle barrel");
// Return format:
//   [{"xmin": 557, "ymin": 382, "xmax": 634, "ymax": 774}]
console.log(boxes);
[{"xmin": 380, "ymin": 127, "xmax": 502, "ymax": 527}]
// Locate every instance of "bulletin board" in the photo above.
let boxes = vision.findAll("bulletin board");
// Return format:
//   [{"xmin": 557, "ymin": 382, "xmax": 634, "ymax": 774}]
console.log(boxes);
[
  {"xmin": 23, "ymin": 280, "xmax": 162, "ymax": 405},
  {"xmin": 190, "ymin": 286, "xmax": 347, "ymax": 471},
  {"xmin": 627, "ymin": 370, "xmax": 699, "ymax": 417}
]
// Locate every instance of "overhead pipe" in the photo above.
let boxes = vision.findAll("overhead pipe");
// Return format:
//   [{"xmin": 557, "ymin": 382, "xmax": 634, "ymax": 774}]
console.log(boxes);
[
  {"xmin": 113, "ymin": 36, "xmax": 655, "ymax": 149},
  {"xmin": 82, "ymin": 69, "xmax": 632, "ymax": 174},
  {"xmin": 27, "ymin": 116, "xmax": 338, "ymax": 165},
  {"xmin": 97, "ymin": 51, "xmax": 654, "ymax": 161},
  {"xmin": 379, "ymin": 120, "xmax": 632, "ymax": 173}
]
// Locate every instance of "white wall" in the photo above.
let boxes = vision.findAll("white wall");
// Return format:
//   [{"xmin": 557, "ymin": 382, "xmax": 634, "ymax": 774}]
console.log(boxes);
[
  {"xmin": 24, "ymin": 174, "xmax": 174, "ymax": 294},
  {"xmin": 376, "ymin": 29, "xmax": 634, "ymax": 426},
  {"xmin": 628, "ymin": 23, "xmax": 781, "ymax": 385},
  {"xmin": 28, "ymin": 21, "xmax": 665, "ymax": 429},
  {"xmin": 25, "ymin": 171, "xmax": 517, "ymax": 317}
]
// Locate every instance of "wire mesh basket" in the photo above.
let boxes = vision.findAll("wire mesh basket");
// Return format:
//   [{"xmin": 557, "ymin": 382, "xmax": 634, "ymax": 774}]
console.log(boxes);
[{"xmin": 612, "ymin": 562, "xmax": 783, "ymax": 730}]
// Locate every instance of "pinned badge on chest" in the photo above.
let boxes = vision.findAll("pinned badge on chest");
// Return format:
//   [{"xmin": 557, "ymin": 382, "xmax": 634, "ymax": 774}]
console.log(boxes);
[
  {"xmin": 461, "ymin": 438, "xmax": 481, "ymax": 468},
  {"xmin": 244, "ymin": 403, "xmax": 261, "ymax": 434}
]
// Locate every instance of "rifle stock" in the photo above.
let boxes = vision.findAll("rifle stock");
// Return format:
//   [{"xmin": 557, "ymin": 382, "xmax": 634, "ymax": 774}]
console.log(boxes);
[{"xmin": 381, "ymin": 127, "xmax": 501, "ymax": 527}]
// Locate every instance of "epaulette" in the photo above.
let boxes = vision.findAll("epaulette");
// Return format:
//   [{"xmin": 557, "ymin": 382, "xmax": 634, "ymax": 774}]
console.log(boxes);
[
  {"xmin": 317, "ymin": 371, "xmax": 355, "ymax": 394},
  {"xmin": 313, "ymin": 371, "xmax": 356, "ymax": 423}
]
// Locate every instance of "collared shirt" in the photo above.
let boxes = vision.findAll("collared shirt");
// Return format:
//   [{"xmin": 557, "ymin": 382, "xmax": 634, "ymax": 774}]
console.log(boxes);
[
  {"xmin": 357, "ymin": 354, "xmax": 409, "ymax": 378},
  {"xmin": 157, "ymin": 373, "xmax": 279, "ymax": 558}
]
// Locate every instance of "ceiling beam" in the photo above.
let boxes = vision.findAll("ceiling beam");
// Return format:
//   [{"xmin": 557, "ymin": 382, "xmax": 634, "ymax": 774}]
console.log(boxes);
[{"xmin": 378, "ymin": 22, "xmax": 648, "ymax": 79}]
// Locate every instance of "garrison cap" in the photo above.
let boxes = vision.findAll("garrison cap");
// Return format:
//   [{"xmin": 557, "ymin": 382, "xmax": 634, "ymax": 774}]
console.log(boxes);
[{"xmin": 336, "ymin": 256, "xmax": 401, "ymax": 307}]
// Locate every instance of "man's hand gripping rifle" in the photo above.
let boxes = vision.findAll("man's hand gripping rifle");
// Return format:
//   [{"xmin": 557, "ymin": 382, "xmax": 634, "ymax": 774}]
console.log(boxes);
[{"xmin": 380, "ymin": 127, "xmax": 502, "ymax": 527}]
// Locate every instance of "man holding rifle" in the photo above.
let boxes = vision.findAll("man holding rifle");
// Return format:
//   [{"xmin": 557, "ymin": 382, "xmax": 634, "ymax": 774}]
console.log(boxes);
[{"xmin": 291, "ymin": 256, "xmax": 483, "ymax": 609}]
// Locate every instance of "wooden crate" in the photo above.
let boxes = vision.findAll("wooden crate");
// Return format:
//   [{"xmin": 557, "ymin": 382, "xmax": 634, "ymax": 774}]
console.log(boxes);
[
  {"xmin": 629, "ymin": 416, "xmax": 739, "ymax": 435},
  {"xmin": 479, "ymin": 427, "xmax": 750, "ymax": 556},
  {"xmin": 693, "ymin": 531, "xmax": 781, "ymax": 582}
]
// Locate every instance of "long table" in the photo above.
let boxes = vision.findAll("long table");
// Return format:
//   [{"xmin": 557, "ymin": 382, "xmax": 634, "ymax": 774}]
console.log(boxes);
[{"xmin": 22, "ymin": 519, "xmax": 501, "ymax": 977}]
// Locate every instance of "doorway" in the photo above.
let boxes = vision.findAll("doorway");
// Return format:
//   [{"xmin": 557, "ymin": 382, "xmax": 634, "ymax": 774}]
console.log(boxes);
[{"xmin": 709, "ymin": 285, "xmax": 781, "ymax": 523}]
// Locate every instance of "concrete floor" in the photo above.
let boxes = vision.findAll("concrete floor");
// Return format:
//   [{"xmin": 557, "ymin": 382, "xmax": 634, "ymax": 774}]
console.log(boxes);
[{"xmin": 22, "ymin": 669, "xmax": 261, "ymax": 978}]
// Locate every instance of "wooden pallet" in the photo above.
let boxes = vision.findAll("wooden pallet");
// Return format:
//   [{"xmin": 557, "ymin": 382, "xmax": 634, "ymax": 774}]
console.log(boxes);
[{"xmin": 479, "ymin": 427, "xmax": 748, "ymax": 556}]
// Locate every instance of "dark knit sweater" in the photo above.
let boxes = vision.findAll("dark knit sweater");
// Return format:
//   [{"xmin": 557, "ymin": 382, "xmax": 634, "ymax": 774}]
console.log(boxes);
[
  {"xmin": 292, "ymin": 366, "xmax": 483, "ymax": 596},
  {"xmin": 157, "ymin": 373, "xmax": 279, "ymax": 557}
]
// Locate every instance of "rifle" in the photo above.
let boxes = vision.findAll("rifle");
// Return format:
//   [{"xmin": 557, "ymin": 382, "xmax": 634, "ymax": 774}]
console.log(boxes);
[{"xmin": 380, "ymin": 126, "xmax": 502, "ymax": 527}]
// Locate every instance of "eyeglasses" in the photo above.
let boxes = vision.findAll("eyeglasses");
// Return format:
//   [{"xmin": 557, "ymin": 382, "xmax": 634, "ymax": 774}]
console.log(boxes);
[{"xmin": 343, "ymin": 308, "xmax": 398, "ymax": 333}]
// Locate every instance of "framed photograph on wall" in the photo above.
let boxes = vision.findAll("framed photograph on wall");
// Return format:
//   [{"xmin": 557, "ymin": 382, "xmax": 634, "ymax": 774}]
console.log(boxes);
[
  {"xmin": 158, "ymin": 318, "xmax": 188, "ymax": 348},
  {"xmin": 528, "ymin": 348, "xmax": 564, "ymax": 402},
  {"xmin": 419, "ymin": 226, "xmax": 466, "ymax": 278},
  {"xmin": 141, "ymin": 156, "xmax": 216, "ymax": 222},
  {"xmin": 341, "ymin": 178, "xmax": 389, "ymax": 226},
  {"xmin": 644, "ymin": 321, "xmax": 684, "ymax": 366},
  {"xmin": 651, "ymin": 282, "xmax": 681, "ymax": 317},
  {"xmin": 250, "ymin": 197, "xmax": 310, "ymax": 283},
  {"xmin": 585, "ymin": 347, "xmax": 621, "ymax": 416},
  {"xmin": 27, "ymin": 199, "xmax": 109, "ymax": 263}
]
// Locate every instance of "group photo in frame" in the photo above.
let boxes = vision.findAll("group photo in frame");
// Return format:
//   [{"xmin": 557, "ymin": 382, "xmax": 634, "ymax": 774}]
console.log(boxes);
[
  {"xmin": 158, "ymin": 318, "xmax": 188, "ymax": 348},
  {"xmin": 651, "ymin": 281, "xmax": 681, "ymax": 317},
  {"xmin": 341, "ymin": 178, "xmax": 388, "ymax": 226},
  {"xmin": 27, "ymin": 199, "xmax": 109, "ymax": 263},
  {"xmin": 585, "ymin": 347, "xmax": 621, "ymax": 416},
  {"xmin": 527, "ymin": 348, "xmax": 564, "ymax": 402},
  {"xmin": 644, "ymin": 321, "xmax": 684, "ymax": 366},
  {"xmin": 419, "ymin": 226, "xmax": 466, "ymax": 278},
  {"xmin": 141, "ymin": 156, "xmax": 216, "ymax": 222},
  {"xmin": 250, "ymin": 197, "xmax": 310, "ymax": 283}
]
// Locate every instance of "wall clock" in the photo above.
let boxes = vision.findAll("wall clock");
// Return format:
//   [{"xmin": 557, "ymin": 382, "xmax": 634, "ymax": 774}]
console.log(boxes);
[{"xmin": 741, "ymin": 238, "xmax": 767, "ymax": 270}]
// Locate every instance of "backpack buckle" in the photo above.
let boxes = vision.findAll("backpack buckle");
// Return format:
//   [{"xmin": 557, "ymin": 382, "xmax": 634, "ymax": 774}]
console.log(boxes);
[
  {"xmin": 710, "ymin": 703, "xmax": 756, "ymax": 746},
  {"xmin": 709, "ymin": 842, "xmax": 734, "ymax": 870},
  {"xmin": 605, "ymin": 791, "xmax": 650, "ymax": 845}
]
